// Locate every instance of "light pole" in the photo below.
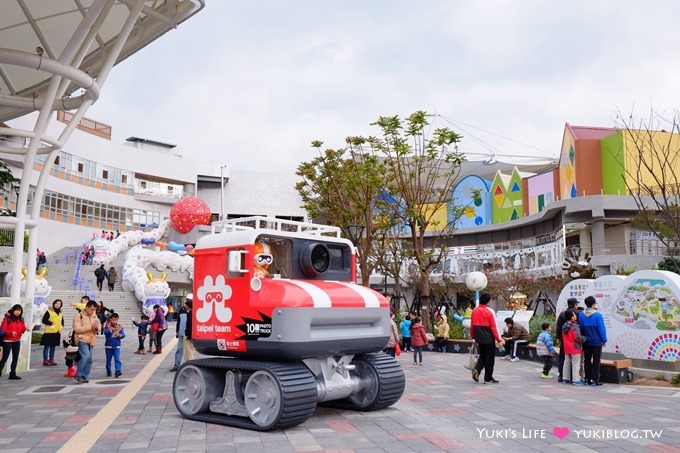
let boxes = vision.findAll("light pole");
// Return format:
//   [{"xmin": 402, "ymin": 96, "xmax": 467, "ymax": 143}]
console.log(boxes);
[{"xmin": 219, "ymin": 164, "xmax": 226, "ymax": 221}]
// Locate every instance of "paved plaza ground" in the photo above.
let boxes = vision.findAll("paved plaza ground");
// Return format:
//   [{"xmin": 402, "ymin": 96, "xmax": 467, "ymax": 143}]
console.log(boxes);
[{"xmin": 0, "ymin": 329, "xmax": 679, "ymax": 453}]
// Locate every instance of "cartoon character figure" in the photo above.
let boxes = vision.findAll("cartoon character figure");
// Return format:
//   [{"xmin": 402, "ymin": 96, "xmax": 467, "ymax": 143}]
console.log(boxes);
[
  {"xmin": 91, "ymin": 234, "xmax": 111, "ymax": 265},
  {"xmin": 141, "ymin": 272, "xmax": 171, "ymax": 317},
  {"xmin": 7, "ymin": 267, "xmax": 52, "ymax": 328},
  {"xmin": 253, "ymin": 242, "xmax": 272, "ymax": 278}
]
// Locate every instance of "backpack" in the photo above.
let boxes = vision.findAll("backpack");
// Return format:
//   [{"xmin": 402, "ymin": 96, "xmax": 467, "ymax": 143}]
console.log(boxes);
[{"xmin": 94, "ymin": 267, "xmax": 103, "ymax": 279}]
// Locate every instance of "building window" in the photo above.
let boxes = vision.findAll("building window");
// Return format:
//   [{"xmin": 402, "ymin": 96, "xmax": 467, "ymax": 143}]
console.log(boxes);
[
  {"xmin": 122, "ymin": 174, "xmax": 127, "ymax": 184},
  {"xmin": 54, "ymin": 156, "xmax": 60, "ymax": 166},
  {"xmin": 77, "ymin": 163, "xmax": 83, "ymax": 173},
  {"xmin": 140, "ymin": 181, "xmax": 147, "ymax": 189},
  {"xmin": 102, "ymin": 169, "xmax": 109, "ymax": 180}
]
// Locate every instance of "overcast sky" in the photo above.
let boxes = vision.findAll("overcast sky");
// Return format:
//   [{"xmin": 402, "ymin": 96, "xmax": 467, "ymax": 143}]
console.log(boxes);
[{"xmin": 86, "ymin": 0, "xmax": 680, "ymax": 173}]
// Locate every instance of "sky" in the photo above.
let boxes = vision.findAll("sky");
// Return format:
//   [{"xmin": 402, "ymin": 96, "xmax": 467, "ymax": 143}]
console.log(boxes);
[{"xmin": 86, "ymin": 0, "xmax": 680, "ymax": 173}]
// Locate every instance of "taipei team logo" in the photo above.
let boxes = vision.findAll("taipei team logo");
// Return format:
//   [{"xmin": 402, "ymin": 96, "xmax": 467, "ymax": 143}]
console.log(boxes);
[{"xmin": 196, "ymin": 274, "xmax": 233, "ymax": 323}]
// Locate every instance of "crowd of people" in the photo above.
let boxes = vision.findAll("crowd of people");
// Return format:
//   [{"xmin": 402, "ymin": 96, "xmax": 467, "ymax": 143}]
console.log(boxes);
[
  {"xmin": 0, "ymin": 289, "xmax": 608, "ymax": 387},
  {"xmin": 466, "ymin": 292, "xmax": 608, "ymax": 386},
  {"xmin": 0, "ymin": 293, "xmax": 192, "ymax": 383}
]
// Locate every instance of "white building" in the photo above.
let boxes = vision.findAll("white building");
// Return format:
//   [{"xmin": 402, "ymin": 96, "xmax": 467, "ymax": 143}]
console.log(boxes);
[{"xmin": 1, "ymin": 111, "xmax": 307, "ymax": 255}]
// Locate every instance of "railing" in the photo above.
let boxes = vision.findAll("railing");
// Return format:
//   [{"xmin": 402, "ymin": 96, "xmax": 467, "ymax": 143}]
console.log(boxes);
[
  {"xmin": 567, "ymin": 239, "xmax": 678, "ymax": 257},
  {"xmin": 0, "ymin": 228, "xmax": 15, "ymax": 246},
  {"xmin": 57, "ymin": 111, "xmax": 112, "ymax": 140},
  {"xmin": 71, "ymin": 256, "xmax": 96, "ymax": 300}
]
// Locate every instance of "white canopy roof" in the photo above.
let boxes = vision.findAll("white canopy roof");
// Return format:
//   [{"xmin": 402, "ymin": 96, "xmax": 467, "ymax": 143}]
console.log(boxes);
[{"xmin": 0, "ymin": 0, "xmax": 204, "ymax": 123}]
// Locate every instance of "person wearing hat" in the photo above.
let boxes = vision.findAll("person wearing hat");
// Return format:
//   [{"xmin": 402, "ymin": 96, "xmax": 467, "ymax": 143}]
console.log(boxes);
[
  {"xmin": 556, "ymin": 297, "xmax": 579, "ymax": 382},
  {"xmin": 170, "ymin": 294, "xmax": 194, "ymax": 372}
]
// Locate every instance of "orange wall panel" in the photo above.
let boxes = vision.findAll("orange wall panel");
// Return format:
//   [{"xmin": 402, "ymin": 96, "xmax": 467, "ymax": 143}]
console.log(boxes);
[{"xmin": 574, "ymin": 140, "xmax": 603, "ymax": 196}]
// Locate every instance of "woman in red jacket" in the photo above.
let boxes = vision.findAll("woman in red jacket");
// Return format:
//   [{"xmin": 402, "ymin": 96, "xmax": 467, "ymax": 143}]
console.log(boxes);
[
  {"xmin": 410, "ymin": 316, "xmax": 429, "ymax": 366},
  {"xmin": 0, "ymin": 304, "xmax": 28, "ymax": 380}
]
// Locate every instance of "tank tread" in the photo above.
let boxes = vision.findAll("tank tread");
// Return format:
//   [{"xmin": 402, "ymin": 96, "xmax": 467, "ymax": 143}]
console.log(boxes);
[
  {"xmin": 178, "ymin": 358, "xmax": 317, "ymax": 431},
  {"xmin": 322, "ymin": 352, "xmax": 405, "ymax": 411}
]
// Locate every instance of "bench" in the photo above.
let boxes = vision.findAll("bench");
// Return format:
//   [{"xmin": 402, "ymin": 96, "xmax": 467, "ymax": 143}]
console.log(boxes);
[{"xmin": 600, "ymin": 359, "xmax": 633, "ymax": 384}]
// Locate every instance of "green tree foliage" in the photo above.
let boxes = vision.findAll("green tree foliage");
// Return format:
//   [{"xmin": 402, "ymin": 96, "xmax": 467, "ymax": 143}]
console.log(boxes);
[
  {"xmin": 657, "ymin": 256, "xmax": 680, "ymax": 275},
  {"xmin": 296, "ymin": 111, "xmax": 465, "ymax": 327},
  {"xmin": 0, "ymin": 159, "xmax": 19, "ymax": 216},
  {"xmin": 296, "ymin": 139, "xmax": 388, "ymax": 284}
]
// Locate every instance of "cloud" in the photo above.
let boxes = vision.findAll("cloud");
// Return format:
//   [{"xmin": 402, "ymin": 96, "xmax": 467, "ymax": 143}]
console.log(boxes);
[{"xmin": 86, "ymin": 0, "xmax": 680, "ymax": 172}]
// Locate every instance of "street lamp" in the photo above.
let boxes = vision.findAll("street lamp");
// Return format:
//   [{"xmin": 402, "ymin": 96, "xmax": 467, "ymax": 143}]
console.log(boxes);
[
  {"xmin": 346, "ymin": 224, "xmax": 365, "ymax": 246},
  {"xmin": 219, "ymin": 165, "xmax": 226, "ymax": 221}
]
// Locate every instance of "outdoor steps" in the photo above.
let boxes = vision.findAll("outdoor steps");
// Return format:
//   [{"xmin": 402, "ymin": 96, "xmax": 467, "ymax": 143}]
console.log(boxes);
[{"xmin": 47, "ymin": 289, "xmax": 143, "ymax": 331}]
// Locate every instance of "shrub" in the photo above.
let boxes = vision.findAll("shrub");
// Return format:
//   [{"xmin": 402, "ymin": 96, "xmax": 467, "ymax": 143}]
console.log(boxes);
[
  {"xmin": 671, "ymin": 374, "xmax": 680, "ymax": 386},
  {"xmin": 31, "ymin": 332, "xmax": 43, "ymax": 344},
  {"xmin": 657, "ymin": 257, "xmax": 680, "ymax": 275},
  {"xmin": 529, "ymin": 314, "xmax": 556, "ymax": 344},
  {"xmin": 449, "ymin": 321, "xmax": 466, "ymax": 340}
]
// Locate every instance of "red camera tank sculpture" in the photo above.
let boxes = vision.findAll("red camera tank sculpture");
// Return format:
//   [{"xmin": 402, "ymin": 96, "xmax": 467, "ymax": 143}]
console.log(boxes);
[{"xmin": 172, "ymin": 217, "xmax": 405, "ymax": 430}]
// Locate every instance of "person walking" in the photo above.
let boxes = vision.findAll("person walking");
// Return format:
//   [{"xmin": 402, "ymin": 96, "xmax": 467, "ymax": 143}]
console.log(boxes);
[
  {"xmin": 470, "ymin": 293, "xmax": 505, "ymax": 384},
  {"xmin": 94, "ymin": 264, "xmax": 107, "ymax": 291},
  {"xmin": 103, "ymin": 313, "xmax": 125, "ymax": 377},
  {"xmin": 107, "ymin": 266, "xmax": 117, "ymax": 292},
  {"xmin": 0, "ymin": 304, "xmax": 28, "ymax": 380},
  {"xmin": 556, "ymin": 297, "xmax": 579, "ymax": 382},
  {"xmin": 40, "ymin": 299, "xmax": 64, "ymax": 366},
  {"xmin": 170, "ymin": 299, "xmax": 193, "ymax": 371},
  {"xmin": 579, "ymin": 296, "xmax": 608, "ymax": 386},
  {"xmin": 72, "ymin": 300, "xmax": 101, "ymax": 384}
]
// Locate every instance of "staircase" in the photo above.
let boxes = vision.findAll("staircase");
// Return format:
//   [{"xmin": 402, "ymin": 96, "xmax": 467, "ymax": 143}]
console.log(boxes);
[{"xmin": 43, "ymin": 249, "xmax": 143, "ymax": 331}]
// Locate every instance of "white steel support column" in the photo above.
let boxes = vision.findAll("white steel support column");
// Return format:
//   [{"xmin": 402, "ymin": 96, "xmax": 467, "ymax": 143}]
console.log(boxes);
[{"xmin": 0, "ymin": 0, "xmax": 204, "ymax": 371}]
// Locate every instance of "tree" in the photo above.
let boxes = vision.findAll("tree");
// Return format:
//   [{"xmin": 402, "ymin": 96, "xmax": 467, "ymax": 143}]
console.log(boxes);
[
  {"xmin": 296, "ymin": 111, "xmax": 466, "ymax": 330},
  {"xmin": 368, "ymin": 111, "xmax": 464, "ymax": 323},
  {"xmin": 296, "ymin": 139, "xmax": 388, "ymax": 286},
  {"xmin": 614, "ymin": 109, "xmax": 680, "ymax": 251},
  {"xmin": 0, "ymin": 159, "xmax": 19, "ymax": 216}
]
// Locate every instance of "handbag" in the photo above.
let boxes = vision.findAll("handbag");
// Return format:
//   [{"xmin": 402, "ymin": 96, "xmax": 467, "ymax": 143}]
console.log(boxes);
[
  {"xmin": 463, "ymin": 342, "xmax": 480, "ymax": 370},
  {"xmin": 395, "ymin": 342, "xmax": 401, "ymax": 356}
]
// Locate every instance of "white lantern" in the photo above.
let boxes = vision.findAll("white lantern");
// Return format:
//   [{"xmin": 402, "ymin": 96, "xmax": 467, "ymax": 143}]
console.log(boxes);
[{"xmin": 465, "ymin": 271, "xmax": 488, "ymax": 292}]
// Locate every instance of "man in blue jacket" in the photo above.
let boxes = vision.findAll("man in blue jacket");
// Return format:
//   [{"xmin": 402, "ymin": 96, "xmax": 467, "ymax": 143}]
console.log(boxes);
[{"xmin": 578, "ymin": 296, "xmax": 607, "ymax": 386}]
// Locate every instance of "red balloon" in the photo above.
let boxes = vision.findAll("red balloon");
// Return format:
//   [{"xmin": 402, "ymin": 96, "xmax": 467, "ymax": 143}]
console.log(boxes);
[{"xmin": 170, "ymin": 196, "xmax": 212, "ymax": 233}]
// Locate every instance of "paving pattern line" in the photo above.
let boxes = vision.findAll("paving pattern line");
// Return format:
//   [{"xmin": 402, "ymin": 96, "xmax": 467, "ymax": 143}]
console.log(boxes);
[{"xmin": 57, "ymin": 336, "xmax": 178, "ymax": 453}]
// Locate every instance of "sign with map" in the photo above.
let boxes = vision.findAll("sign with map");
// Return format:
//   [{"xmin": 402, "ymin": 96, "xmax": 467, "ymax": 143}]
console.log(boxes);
[{"xmin": 557, "ymin": 270, "xmax": 680, "ymax": 362}]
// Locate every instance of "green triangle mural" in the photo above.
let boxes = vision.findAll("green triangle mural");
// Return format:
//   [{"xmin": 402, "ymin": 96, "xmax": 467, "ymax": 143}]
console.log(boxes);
[{"xmin": 511, "ymin": 208, "xmax": 519, "ymax": 220}]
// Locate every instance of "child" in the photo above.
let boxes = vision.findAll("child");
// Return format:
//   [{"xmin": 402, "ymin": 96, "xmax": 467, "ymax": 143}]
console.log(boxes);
[
  {"xmin": 410, "ymin": 316, "xmax": 429, "ymax": 366},
  {"xmin": 62, "ymin": 331, "xmax": 79, "ymax": 378},
  {"xmin": 0, "ymin": 304, "xmax": 28, "ymax": 379},
  {"xmin": 536, "ymin": 322, "xmax": 557, "ymax": 379},
  {"xmin": 561, "ymin": 310, "xmax": 587, "ymax": 385},
  {"xmin": 132, "ymin": 315, "xmax": 150, "ymax": 354},
  {"xmin": 104, "ymin": 313, "xmax": 126, "ymax": 377},
  {"xmin": 399, "ymin": 313, "xmax": 412, "ymax": 352}
]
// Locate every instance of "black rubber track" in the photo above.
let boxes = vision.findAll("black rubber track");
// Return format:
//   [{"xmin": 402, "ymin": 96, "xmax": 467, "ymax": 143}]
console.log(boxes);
[
  {"xmin": 321, "ymin": 352, "xmax": 405, "ymax": 411},
  {"xmin": 173, "ymin": 358, "xmax": 317, "ymax": 431}
]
